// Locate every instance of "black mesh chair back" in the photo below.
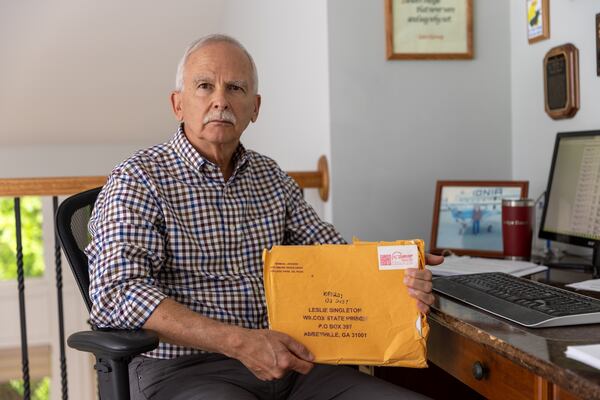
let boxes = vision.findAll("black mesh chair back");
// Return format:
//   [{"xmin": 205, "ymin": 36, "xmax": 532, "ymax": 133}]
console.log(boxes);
[
  {"xmin": 55, "ymin": 186, "xmax": 158, "ymax": 400},
  {"xmin": 55, "ymin": 187, "xmax": 100, "ymax": 312}
]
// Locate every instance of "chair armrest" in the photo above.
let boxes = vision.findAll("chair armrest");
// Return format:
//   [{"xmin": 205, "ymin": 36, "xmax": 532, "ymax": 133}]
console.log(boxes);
[{"xmin": 67, "ymin": 329, "xmax": 159, "ymax": 360}]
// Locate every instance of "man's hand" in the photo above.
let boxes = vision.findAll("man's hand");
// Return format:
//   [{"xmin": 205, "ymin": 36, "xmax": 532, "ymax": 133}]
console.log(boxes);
[
  {"xmin": 226, "ymin": 328, "xmax": 315, "ymax": 381},
  {"xmin": 404, "ymin": 254, "xmax": 444, "ymax": 314},
  {"xmin": 143, "ymin": 299, "xmax": 313, "ymax": 381}
]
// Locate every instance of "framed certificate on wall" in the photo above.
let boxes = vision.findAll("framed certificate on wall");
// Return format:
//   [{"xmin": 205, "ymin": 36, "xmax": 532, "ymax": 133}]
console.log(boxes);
[{"xmin": 385, "ymin": 0, "xmax": 473, "ymax": 60}]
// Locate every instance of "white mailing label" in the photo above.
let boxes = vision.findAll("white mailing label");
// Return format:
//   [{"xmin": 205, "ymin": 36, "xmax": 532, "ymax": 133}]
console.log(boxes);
[{"xmin": 377, "ymin": 245, "xmax": 419, "ymax": 270}]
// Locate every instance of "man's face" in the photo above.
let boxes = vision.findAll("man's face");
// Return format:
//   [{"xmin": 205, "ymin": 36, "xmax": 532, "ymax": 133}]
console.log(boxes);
[{"xmin": 171, "ymin": 42, "xmax": 261, "ymax": 150}]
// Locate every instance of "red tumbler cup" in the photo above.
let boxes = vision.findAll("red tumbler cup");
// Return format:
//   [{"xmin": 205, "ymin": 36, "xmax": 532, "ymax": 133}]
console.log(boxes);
[{"xmin": 502, "ymin": 199, "xmax": 535, "ymax": 260}]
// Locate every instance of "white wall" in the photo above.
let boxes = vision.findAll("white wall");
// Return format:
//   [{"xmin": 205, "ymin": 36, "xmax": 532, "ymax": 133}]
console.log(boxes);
[
  {"xmin": 510, "ymin": 1, "xmax": 600, "ymax": 198},
  {"xmin": 0, "ymin": 0, "xmax": 331, "ymax": 216},
  {"xmin": 510, "ymin": 2, "xmax": 600, "ymax": 255},
  {"xmin": 0, "ymin": 0, "xmax": 224, "ymax": 147},
  {"xmin": 327, "ymin": 1, "xmax": 513, "ymax": 244},
  {"xmin": 218, "ymin": 0, "xmax": 332, "ymax": 218}
]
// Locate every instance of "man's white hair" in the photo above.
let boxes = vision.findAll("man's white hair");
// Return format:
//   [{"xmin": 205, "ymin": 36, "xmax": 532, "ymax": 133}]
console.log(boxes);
[{"xmin": 174, "ymin": 34, "xmax": 259, "ymax": 94}]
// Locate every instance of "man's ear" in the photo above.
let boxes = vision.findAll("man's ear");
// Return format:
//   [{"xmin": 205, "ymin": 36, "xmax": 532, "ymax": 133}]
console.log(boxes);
[
  {"xmin": 170, "ymin": 91, "xmax": 184, "ymax": 121},
  {"xmin": 251, "ymin": 94, "xmax": 261, "ymax": 123}
]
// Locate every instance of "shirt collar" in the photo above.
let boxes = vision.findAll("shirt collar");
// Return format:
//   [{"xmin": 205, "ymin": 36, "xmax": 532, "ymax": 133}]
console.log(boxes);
[
  {"xmin": 171, "ymin": 123, "xmax": 250, "ymax": 176},
  {"xmin": 231, "ymin": 141, "xmax": 250, "ymax": 176}
]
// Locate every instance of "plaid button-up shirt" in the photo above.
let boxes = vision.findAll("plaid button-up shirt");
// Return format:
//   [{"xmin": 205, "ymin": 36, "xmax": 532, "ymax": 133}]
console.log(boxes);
[{"xmin": 86, "ymin": 126, "xmax": 345, "ymax": 358}]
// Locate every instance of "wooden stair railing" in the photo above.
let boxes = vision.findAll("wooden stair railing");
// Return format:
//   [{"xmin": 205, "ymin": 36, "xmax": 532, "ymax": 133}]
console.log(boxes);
[{"xmin": 0, "ymin": 155, "xmax": 330, "ymax": 201}]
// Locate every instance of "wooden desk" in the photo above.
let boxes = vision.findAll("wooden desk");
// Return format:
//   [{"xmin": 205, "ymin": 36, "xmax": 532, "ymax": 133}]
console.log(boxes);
[{"xmin": 375, "ymin": 269, "xmax": 600, "ymax": 400}]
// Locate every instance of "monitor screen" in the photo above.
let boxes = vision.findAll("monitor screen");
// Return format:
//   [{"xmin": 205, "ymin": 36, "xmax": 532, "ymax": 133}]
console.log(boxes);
[{"xmin": 539, "ymin": 130, "xmax": 600, "ymax": 248}]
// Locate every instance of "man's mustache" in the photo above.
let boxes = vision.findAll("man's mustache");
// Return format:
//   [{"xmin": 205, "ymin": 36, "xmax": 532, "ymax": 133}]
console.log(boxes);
[{"xmin": 203, "ymin": 110, "xmax": 236, "ymax": 125}]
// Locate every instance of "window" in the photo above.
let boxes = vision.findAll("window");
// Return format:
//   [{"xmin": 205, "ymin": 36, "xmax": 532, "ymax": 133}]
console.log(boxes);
[
  {"xmin": 0, "ymin": 345, "xmax": 51, "ymax": 400},
  {"xmin": 0, "ymin": 377, "xmax": 50, "ymax": 400},
  {"xmin": 0, "ymin": 197, "xmax": 44, "ymax": 280}
]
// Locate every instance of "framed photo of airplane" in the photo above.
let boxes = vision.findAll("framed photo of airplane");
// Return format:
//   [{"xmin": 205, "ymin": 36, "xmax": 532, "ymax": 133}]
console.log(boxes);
[
  {"xmin": 527, "ymin": 0, "xmax": 549, "ymax": 44},
  {"xmin": 430, "ymin": 181, "xmax": 529, "ymax": 258}
]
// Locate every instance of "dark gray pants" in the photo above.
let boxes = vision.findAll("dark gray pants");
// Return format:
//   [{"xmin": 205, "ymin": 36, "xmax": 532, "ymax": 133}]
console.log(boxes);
[{"xmin": 129, "ymin": 353, "xmax": 431, "ymax": 400}]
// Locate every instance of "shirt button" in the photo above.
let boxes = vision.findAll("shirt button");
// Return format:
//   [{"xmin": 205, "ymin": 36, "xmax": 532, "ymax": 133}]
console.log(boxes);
[{"xmin": 230, "ymin": 225, "xmax": 236, "ymax": 232}]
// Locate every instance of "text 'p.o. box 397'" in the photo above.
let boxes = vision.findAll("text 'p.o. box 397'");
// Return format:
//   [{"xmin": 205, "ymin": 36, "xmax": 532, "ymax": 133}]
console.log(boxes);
[{"xmin": 263, "ymin": 239, "xmax": 428, "ymax": 367}]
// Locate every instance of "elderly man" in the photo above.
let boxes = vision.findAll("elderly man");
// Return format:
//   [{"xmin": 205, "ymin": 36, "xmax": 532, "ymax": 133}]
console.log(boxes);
[{"xmin": 87, "ymin": 34, "xmax": 442, "ymax": 400}]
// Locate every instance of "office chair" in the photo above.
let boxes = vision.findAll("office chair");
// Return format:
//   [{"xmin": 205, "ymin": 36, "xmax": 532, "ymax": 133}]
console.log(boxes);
[{"xmin": 55, "ymin": 187, "xmax": 159, "ymax": 400}]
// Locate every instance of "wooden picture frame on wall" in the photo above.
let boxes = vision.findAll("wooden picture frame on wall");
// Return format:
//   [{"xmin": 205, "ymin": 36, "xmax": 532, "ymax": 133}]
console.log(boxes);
[
  {"xmin": 385, "ymin": 0, "xmax": 473, "ymax": 60},
  {"xmin": 527, "ymin": 0, "xmax": 550, "ymax": 44},
  {"xmin": 430, "ymin": 180, "xmax": 529, "ymax": 258}
]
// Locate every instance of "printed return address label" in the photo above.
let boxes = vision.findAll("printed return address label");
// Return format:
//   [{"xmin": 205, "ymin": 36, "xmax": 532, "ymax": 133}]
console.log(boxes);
[{"xmin": 377, "ymin": 245, "xmax": 419, "ymax": 270}]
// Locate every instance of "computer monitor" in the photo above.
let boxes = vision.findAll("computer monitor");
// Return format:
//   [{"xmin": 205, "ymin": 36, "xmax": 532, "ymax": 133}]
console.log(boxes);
[{"xmin": 538, "ymin": 130, "xmax": 600, "ymax": 277}]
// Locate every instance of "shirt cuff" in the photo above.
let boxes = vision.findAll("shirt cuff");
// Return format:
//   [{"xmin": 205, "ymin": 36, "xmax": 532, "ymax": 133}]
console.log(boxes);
[{"xmin": 91, "ymin": 284, "xmax": 168, "ymax": 330}]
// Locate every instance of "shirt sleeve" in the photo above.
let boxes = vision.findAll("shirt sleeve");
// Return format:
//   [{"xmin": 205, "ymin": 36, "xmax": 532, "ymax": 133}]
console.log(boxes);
[
  {"xmin": 279, "ymin": 169, "xmax": 347, "ymax": 245},
  {"xmin": 86, "ymin": 168, "xmax": 168, "ymax": 329}
]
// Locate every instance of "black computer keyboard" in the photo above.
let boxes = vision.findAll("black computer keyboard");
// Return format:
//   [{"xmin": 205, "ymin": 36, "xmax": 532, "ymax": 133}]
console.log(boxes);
[{"xmin": 433, "ymin": 272, "xmax": 600, "ymax": 328}]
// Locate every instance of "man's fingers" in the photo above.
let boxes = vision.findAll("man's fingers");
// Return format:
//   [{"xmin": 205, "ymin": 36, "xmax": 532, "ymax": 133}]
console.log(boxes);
[
  {"xmin": 272, "ymin": 348, "xmax": 314, "ymax": 376},
  {"xmin": 289, "ymin": 357, "xmax": 314, "ymax": 375},
  {"xmin": 416, "ymin": 300, "xmax": 431, "ymax": 314},
  {"xmin": 405, "ymin": 276, "xmax": 433, "ymax": 293},
  {"xmin": 253, "ymin": 370, "xmax": 271, "ymax": 381},
  {"xmin": 404, "ymin": 267, "xmax": 435, "ymax": 314},
  {"xmin": 278, "ymin": 333, "xmax": 315, "ymax": 362},
  {"xmin": 425, "ymin": 253, "xmax": 444, "ymax": 266},
  {"xmin": 404, "ymin": 268, "xmax": 432, "ymax": 286},
  {"xmin": 408, "ymin": 288, "xmax": 435, "ymax": 309},
  {"xmin": 408, "ymin": 288, "xmax": 435, "ymax": 304},
  {"xmin": 405, "ymin": 267, "xmax": 433, "ymax": 278}
]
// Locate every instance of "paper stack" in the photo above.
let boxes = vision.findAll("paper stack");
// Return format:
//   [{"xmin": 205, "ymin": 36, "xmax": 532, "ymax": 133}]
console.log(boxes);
[{"xmin": 565, "ymin": 344, "xmax": 600, "ymax": 370}]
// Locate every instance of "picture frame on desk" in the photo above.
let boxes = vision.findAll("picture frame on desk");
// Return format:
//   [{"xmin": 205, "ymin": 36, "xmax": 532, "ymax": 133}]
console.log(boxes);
[
  {"xmin": 430, "ymin": 180, "xmax": 529, "ymax": 258},
  {"xmin": 384, "ymin": 0, "xmax": 473, "ymax": 60}
]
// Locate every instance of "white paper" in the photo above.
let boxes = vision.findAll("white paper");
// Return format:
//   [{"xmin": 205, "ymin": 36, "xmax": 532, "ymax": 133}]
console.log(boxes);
[
  {"xmin": 428, "ymin": 255, "xmax": 548, "ymax": 277},
  {"xmin": 565, "ymin": 344, "xmax": 600, "ymax": 370},
  {"xmin": 566, "ymin": 279, "xmax": 600, "ymax": 293},
  {"xmin": 415, "ymin": 315, "xmax": 422, "ymax": 337}
]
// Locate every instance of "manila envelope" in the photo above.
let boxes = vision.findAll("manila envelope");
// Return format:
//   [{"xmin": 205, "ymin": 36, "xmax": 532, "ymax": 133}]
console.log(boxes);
[{"xmin": 263, "ymin": 239, "xmax": 428, "ymax": 367}]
